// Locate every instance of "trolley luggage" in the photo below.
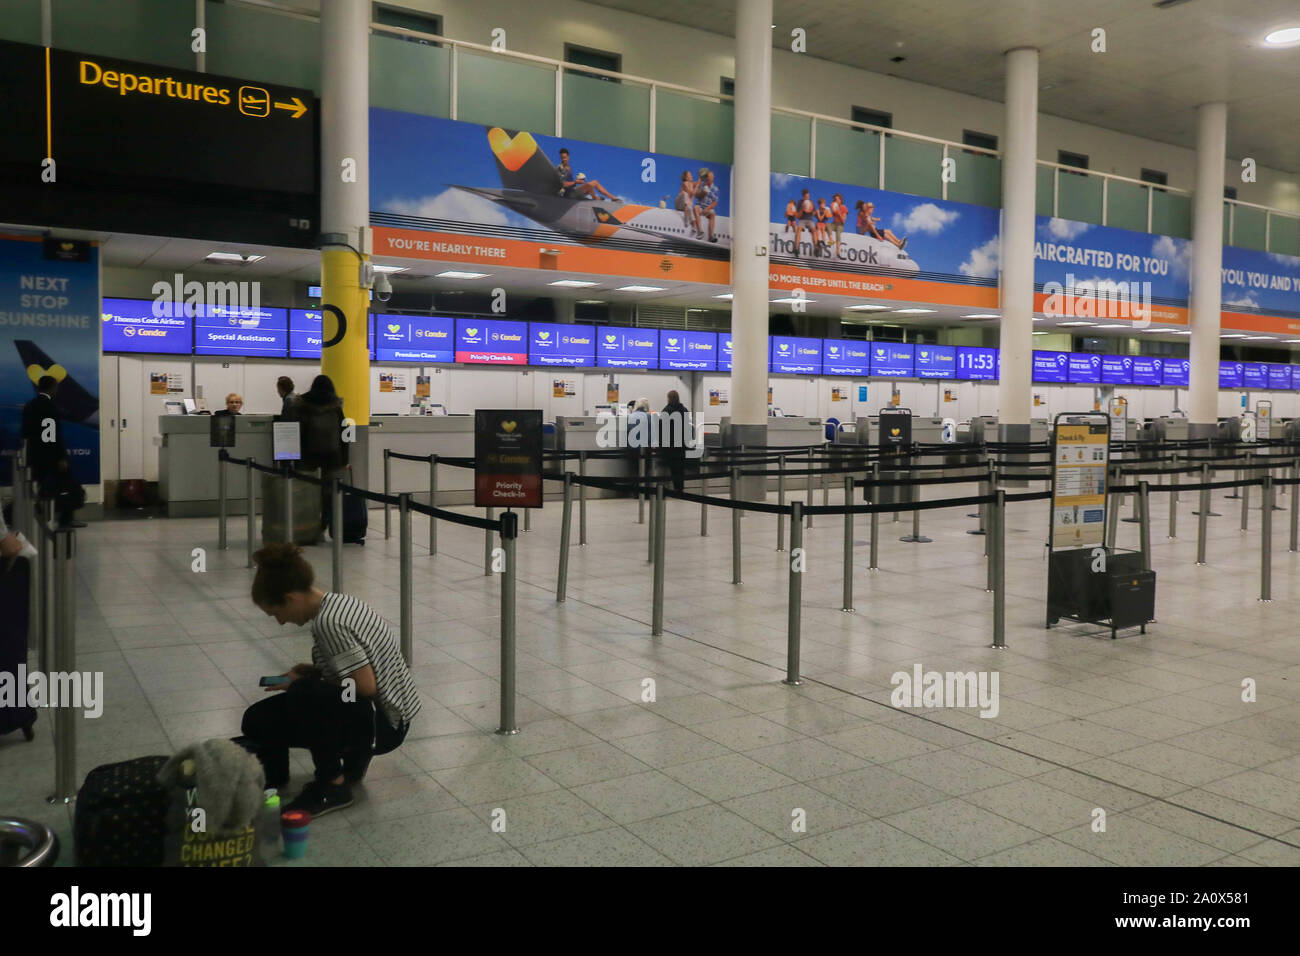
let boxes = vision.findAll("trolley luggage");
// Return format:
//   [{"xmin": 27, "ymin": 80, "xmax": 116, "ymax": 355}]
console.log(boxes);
[
  {"xmin": 261, "ymin": 473, "xmax": 322, "ymax": 545},
  {"xmin": 330, "ymin": 489, "xmax": 368, "ymax": 545},
  {"xmin": 73, "ymin": 755, "xmax": 172, "ymax": 866},
  {"xmin": 0, "ymin": 556, "xmax": 36, "ymax": 738}
]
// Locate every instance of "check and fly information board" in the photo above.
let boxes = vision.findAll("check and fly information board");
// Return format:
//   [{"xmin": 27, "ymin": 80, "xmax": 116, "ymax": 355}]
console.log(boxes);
[
  {"xmin": 1051, "ymin": 417, "xmax": 1109, "ymax": 550},
  {"xmin": 474, "ymin": 410, "xmax": 543, "ymax": 508}
]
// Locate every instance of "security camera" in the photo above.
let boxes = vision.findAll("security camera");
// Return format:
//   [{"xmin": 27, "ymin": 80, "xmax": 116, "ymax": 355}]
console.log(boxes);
[{"xmin": 375, "ymin": 272, "xmax": 393, "ymax": 302}]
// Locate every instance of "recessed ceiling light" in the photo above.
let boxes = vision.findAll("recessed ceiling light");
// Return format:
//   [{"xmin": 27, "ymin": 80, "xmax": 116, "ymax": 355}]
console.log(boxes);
[
  {"xmin": 892, "ymin": 308, "xmax": 935, "ymax": 314},
  {"xmin": 436, "ymin": 270, "xmax": 487, "ymax": 279},
  {"xmin": 1032, "ymin": 317, "xmax": 1044, "ymax": 322},
  {"xmin": 1220, "ymin": 333, "xmax": 1247, "ymax": 338},
  {"xmin": 846, "ymin": 304, "xmax": 888, "ymax": 311},
  {"xmin": 373, "ymin": 265, "xmax": 408, "ymax": 274},
  {"xmin": 616, "ymin": 285, "xmax": 665, "ymax": 292},
  {"xmin": 576, "ymin": 299, "xmax": 606, "ymax": 305},
  {"xmin": 1284, "ymin": 339, "xmax": 1300, "ymax": 343},
  {"xmin": 205, "ymin": 252, "xmax": 264, "ymax": 263},
  {"xmin": 771, "ymin": 296, "xmax": 817, "ymax": 304},
  {"xmin": 1032, "ymin": 331, "xmax": 1049, "ymax": 335},
  {"xmin": 713, "ymin": 293, "xmax": 734, "ymax": 300},
  {"xmin": 961, "ymin": 313, "xmax": 999, "ymax": 319},
  {"xmin": 1244, "ymin": 335, "xmax": 1274, "ymax": 340},
  {"xmin": 549, "ymin": 280, "xmax": 598, "ymax": 288},
  {"xmin": 1172, "ymin": 330, "xmax": 1191, "ymax": 335},
  {"xmin": 1093, "ymin": 324, "xmax": 1128, "ymax": 328},
  {"xmin": 1058, "ymin": 321, "xmax": 1093, "ymax": 326},
  {"xmin": 1265, "ymin": 27, "xmax": 1300, "ymax": 45}
]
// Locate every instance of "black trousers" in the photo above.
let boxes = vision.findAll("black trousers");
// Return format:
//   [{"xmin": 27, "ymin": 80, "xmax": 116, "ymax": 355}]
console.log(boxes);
[
  {"xmin": 240, "ymin": 678, "xmax": 407, "ymax": 787},
  {"xmin": 662, "ymin": 451, "xmax": 686, "ymax": 492}
]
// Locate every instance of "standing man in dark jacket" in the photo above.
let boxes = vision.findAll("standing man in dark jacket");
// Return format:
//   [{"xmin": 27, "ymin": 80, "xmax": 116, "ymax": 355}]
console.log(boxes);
[
  {"xmin": 276, "ymin": 376, "xmax": 297, "ymax": 420},
  {"xmin": 21, "ymin": 376, "xmax": 85, "ymax": 528},
  {"xmin": 287, "ymin": 375, "xmax": 349, "ymax": 523},
  {"xmin": 660, "ymin": 389, "xmax": 690, "ymax": 492}
]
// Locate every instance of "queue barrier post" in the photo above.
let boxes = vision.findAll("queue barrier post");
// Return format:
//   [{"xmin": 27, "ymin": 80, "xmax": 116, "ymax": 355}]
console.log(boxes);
[
  {"xmin": 651, "ymin": 485, "xmax": 666, "ymax": 636},
  {"xmin": 484, "ymin": 507, "xmax": 495, "ymax": 576},
  {"xmin": 842, "ymin": 476, "xmax": 854, "ymax": 612},
  {"xmin": 1240, "ymin": 452, "xmax": 1252, "ymax": 531},
  {"xmin": 37, "ymin": 499, "xmax": 55, "ymax": 677},
  {"xmin": 429, "ymin": 454, "xmax": 438, "ymax": 553},
  {"xmin": 776, "ymin": 455, "xmax": 787, "ymax": 552},
  {"xmin": 281, "ymin": 464, "xmax": 293, "ymax": 546},
  {"xmin": 1106, "ymin": 469, "xmax": 1121, "ymax": 548},
  {"xmin": 1168, "ymin": 464, "xmax": 1178, "ymax": 539},
  {"xmin": 1138, "ymin": 480, "xmax": 1151, "ymax": 572},
  {"xmin": 1260, "ymin": 475, "xmax": 1273, "ymax": 602},
  {"xmin": 869, "ymin": 463, "xmax": 880, "ymax": 571},
  {"xmin": 731, "ymin": 467, "xmax": 742, "ymax": 585},
  {"xmin": 968, "ymin": 459, "xmax": 989, "ymax": 537},
  {"xmin": 637, "ymin": 452, "xmax": 646, "ymax": 525},
  {"xmin": 783, "ymin": 500, "xmax": 803, "ymax": 686},
  {"xmin": 1196, "ymin": 462, "xmax": 1209, "ymax": 566},
  {"xmin": 399, "ymin": 493, "xmax": 413, "ymax": 667},
  {"xmin": 900, "ymin": 475, "xmax": 931, "ymax": 544},
  {"xmin": 383, "ymin": 448, "xmax": 392, "ymax": 540},
  {"xmin": 217, "ymin": 452, "xmax": 227, "ymax": 551},
  {"xmin": 806, "ymin": 450, "xmax": 814, "ymax": 529},
  {"xmin": 47, "ymin": 528, "xmax": 77, "ymax": 804},
  {"xmin": 497, "ymin": 510, "xmax": 519, "ymax": 735},
  {"xmin": 556, "ymin": 472, "xmax": 573, "ymax": 602},
  {"xmin": 991, "ymin": 489, "xmax": 1006, "ymax": 649},
  {"xmin": 245, "ymin": 457, "xmax": 257, "ymax": 569},
  {"xmin": 578, "ymin": 450, "xmax": 587, "ymax": 546},
  {"xmin": 331, "ymin": 478, "xmax": 343, "ymax": 593},
  {"xmin": 1291, "ymin": 464, "xmax": 1300, "ymax": 553},
  {"xmin": 699, "ymin": 468, "xmax": 708, "ymax": 537}
]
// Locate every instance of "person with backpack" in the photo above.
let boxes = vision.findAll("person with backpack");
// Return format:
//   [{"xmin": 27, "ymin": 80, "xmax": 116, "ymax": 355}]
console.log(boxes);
[
  {"xmin": 286, "ymin": 374, "xmax": 349, "ymax": 525},
  {"xmin": 21, "ymin": 375, "xmax": 86, "ymax": 528},
  {"xmin": 238, "ymin": 544, "xmax": 421, "ymax": 816}
]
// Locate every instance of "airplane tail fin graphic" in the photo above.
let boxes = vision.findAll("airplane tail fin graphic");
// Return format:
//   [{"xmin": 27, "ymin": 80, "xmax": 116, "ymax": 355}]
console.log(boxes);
[
  {"xmin": 14, "ymin": 340, "xmax": 100, "ymax": 425},
  {"xmin": 486, "ymin": 127, "xmax": 564, "ymax": 196}
]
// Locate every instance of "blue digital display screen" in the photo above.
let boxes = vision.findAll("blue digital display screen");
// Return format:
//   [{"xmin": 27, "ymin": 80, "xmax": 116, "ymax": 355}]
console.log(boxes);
[
  {"xmin": 1100, "ymin": 355, "xmax": 1132, "ymax": 385},
  {"xmin": 288, "ymin": 309, "xmax": 375, "ymax": 359},
  {"xmin": 1242, "ymin": 362, "xmax": 1268, "ymax": 389},
  {"xmin": 1267, "ymin": 364, "xmax": 1291, "ymax": 390},
  {"xmin": 1162, "ymin": 359, "xmax": 1190, "ymax": 387},
  {"xmin": 822, "ymin": 340, "xmax": 871, "ymax": 376},
  {"xmin": 455, "ymin": 319, "xmax": 528, "ymax": 365},
  {"xmin": 1068, "ymin": 352, "xmax": 1102, "ymax": 384},
  {"xmin": 1032, "ymin": 350, "xmax": 1069, "ymax": 383},
  {"xmin": 719, "ymin": 334, "xmax": 733, "ymax": 372},
  {"xmin": 193, "ymin": 305, "xmax": 288, "ymax": 357},
  {"xmin": 375, "ymin": 314, "xmax": 455, "ymax": 363},
  {"xmin": 1292, "ymin": 366, "xmax": 1300, "ymax": 390},
  {"xmin": 528, "ymin": 322, "xmax": 596, "ymax": 367},
  {"xmin": 659, "ymin": 330, "xmax": 717, "ymax": 371},
  {"xmin": 869, "ymin": 343, "xmax": 914, "ymax": 378},
  {"xmin": 770, "ymin": 336, "xmax": 822, "ymax": 374},
  {"xmin": 596, "ymin": 326, "xmax": 658, "ymax": 369},
  {"xmin": 914, "ymin": 345, "xmax": 956, "ymax": 380},
  {"xmin": 1131, "ymin": 357, "xmax": 1162, "ymax": 386},
  {"xmin": 1219, "ymin": 361, "xmax": 1243, "ymax": 388},
  {"xmin": 956, "ymin": 346, "xmax": 998, "ymax": 381},
  {"xmin": 102, "ymin": 298, "xmax": 191, "ymax": 354}
]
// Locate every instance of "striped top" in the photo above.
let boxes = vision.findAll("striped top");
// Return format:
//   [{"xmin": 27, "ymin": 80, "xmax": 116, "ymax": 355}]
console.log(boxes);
[{"xmin": 311, "ymin": 593, "xmax": 421, "ymax": 729}]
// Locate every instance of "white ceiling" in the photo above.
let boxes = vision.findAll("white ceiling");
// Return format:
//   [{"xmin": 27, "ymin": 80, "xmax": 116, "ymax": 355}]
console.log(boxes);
[{"xmin": 585, "ymin": 0, "xmax": 1300, "ymax": 173}]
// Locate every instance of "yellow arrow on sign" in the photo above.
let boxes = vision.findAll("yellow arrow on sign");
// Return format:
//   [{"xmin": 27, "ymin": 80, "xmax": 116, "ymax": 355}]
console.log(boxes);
[{"xmin": 274, "ymin": 96, "xmax": 307, "ymax": 119}]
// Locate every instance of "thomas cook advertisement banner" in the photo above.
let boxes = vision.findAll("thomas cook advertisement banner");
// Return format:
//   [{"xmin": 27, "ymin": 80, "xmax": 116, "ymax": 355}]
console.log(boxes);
[
  {"xmin": 1220, "ymin": 245, "xmax": 1300, "ymax": 336},
  {"xmin": 369, "ymin": 110, "xmax": 1001, "ymax": 307},
  {"xmin": 0, "ymin": 236, "xmax": 100, "ymax": 486}
]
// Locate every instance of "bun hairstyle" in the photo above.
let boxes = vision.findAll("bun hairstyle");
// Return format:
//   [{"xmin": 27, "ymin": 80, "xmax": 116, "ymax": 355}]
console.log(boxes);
[{"xmin": 251, "ymin": 543, "xmax": 314, "ymax": 607}]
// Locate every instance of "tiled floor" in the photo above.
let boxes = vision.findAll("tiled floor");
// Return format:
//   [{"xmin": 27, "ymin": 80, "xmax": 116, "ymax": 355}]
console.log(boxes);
[{"xmin": 4, "ymin": 480, "xmax": 1300, "ymax": 866}]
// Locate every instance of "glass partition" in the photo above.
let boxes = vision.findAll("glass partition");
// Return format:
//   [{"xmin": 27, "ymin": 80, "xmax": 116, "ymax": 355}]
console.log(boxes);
[
  {"xmin": 1106, "ymin": 180, "xmax": 1148, "ymax": 232},
  {"xmin": 370, "ymin": 34, "xmax": 450, "ymax": 118},
  {"xmin": 1056, "ymin": 170, "xmax": 1103, "ymax": 225},
  {"xmin": 1150, "ymin": 190, "xmax": 1190, "ymax": 239},
  {"xmin": 54, "ymin": 0, "xmax": 193, "ymax": 68},
  {"xmin": 1036, "ymin": 165, "xmax": 1055, "ymax": 217},
  {"xmin": 562, "ymin": 72, "xmax": 649, "ymax": 151},
  {"xmin": 205, "ymin": 1, "xmax": 320, "ymax": 91},
  {"xmin": 947, "ymin": 149, "xmax": 1000, "ymax": 208},
  {"xmin": 1231, "ymin": 204, "xmax": 1268, "ymax": 250},
  {"xmin": 771, "ymin": 113, "xmax": 810, "ymax": 177},
  {"xmin": 655, "ymin": 91, "xmax": 733, "ymax": 165},
  {"xmin": 458, "ymin": 50, "xmax": 555, "ymax": 134},
  {"xmin": 1268, "ymin": 214, "xmax": 1300, "ymax": 257},
  {"xmin": 884, "ymin": 136, "xmax": 942, "ymax": 199},
  {"xmin": 0, "ymin": 0, "xmax": 41, "ymax": 44},
  {"xmin": 815, "ymin": 123, "xmax": 880, "ymax": 189}
]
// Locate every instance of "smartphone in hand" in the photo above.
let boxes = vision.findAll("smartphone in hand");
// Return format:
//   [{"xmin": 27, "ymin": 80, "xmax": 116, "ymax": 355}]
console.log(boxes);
[{"xmin": 259, "ymin": 675, "xmax": 291, "ymax": 687}]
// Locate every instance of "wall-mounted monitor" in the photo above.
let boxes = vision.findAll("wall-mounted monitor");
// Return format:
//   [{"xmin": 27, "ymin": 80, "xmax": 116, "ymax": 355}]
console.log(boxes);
[
  {"xmin": 822, "ymin": 340, "xmax": 871, "ymax": 376},
  {"xmin": 1032, "ymin": 350, "xmax": 1069, "ymax": 383},
  {"xmin": 1067, "ymin": 352, "xmax": 1102, "ymax": 385},
  {"xmin": 102, "ymin": 297, "xmax": 192, "ymax": 354},
  {"xmin": 528, "ymin": 322, "xmax": 596, "ymax": 367},
  {"xmin": 1291, "ymin": 366, "xmax": 1300, "ymax": 390},
  {"xmin": 288, "ymin": 309, "xmax": 376, "ymax": 360},
  {"xmin": 455, "ymin": 318, "xmax": 528, "ymax": 364},
  {"xmin": 659, "ymin": 330, "xmax": 717, "ymax": 371},
  {"xmin": 1241, "ymin": 362, "xmax": 1268, "ymax": 390},
  {"xmin": 1267, "ymin": 364, "xmax": 1291, "ymax": 390},
  {"xmin": 376, "ymin": 314, "xmax": 454, "ymax": 363},
  {"xmin": 914, "ymin": 345, "xmax": 956, "ymax": 380},
  {"xmin": 1100, "ymin": 355, "xmax": 1132, "ymax": 386},
  {"xmin": 956, "ymin": 346, "xmax": 998, "ymax": 381},
  {"xmin": 770, "ymin": 336, "xmax": 822, "ymax": 374},
  {"xmin": 868, "ymin": 343, "xmax": 914, "ymax": 378},
  {"xmin": 596, "ymin": 326, "xmax": 658, "ymax": 369},
  {"xmin": 1219, "ymin": 361, "xmax": 1243, "ymax": 389},
  {"xmin": 1130, "ymin": 356, "xmax": 1162, "ymax": 386},
  {"xmin": 1162, "ymin": 358, "xmax": 1190, "ymax": 387},
  {"xmin": 193, "ymin": 305, "xmax": 288, "ymax": 357},
  {"xmin": 719, "ymin": 335, "xmax": 733, "ymax": 372}
]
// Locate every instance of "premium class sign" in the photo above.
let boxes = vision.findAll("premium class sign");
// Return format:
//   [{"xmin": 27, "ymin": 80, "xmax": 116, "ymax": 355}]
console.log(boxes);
[
  {"xmin": 376, "ymin": 314, "xmax": 454, "ymax": 363},
  {"xmin": 474, "ymin": 409, "xmax": 542, "ymax": 508}
]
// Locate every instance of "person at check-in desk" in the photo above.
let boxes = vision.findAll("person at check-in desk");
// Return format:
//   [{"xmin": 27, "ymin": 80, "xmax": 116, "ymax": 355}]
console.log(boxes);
[
  {"xmin": 236, "ymin": 544, "xmax": 421, "ymax": 817},
  {"xmin": 213, "ymin": 392, "xmax": 244, "ymax": 416}
]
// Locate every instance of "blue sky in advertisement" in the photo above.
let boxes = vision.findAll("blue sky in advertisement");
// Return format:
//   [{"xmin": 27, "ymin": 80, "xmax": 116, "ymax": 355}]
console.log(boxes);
[
  {"xmin": 1034, "ymin": 217, "xmax": 1191, "ymax": 303},
  {"xmin": 769, "ymin": 173, "xmax": 999, "ymax": 281},
  {"xmin": 0, "ymin": 238, "xmax": 100, "ymax": 485},
  {"xmin": 371, "ymin": 109, "xmax": 730, "ymax": 230},
  {"xmin": 1221, "ymin": 245, "xmax": 1300, "ymax": 316}
]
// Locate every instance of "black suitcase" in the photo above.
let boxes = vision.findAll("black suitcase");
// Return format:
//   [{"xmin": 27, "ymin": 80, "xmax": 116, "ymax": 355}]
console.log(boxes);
[
  {"xmin": 0, "ymin": 557, "xmax": 36, "ymax": 738},
  {"xmin": 74, "ymin": 755, "xmax": 172, "ymax": 866},
  {"xmin": 330, "ymin": 490, "xmax": 368, "ymax": 544}
]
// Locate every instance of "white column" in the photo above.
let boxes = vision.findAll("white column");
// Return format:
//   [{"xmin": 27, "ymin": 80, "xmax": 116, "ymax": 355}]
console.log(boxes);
[
  {"xmin": 996, "ymin": 48, "xmax": 1038, "ymax": 441},
  {"xmin": 321, "ymin": 0, "xmax": 370, "ymax": 238},
  {"xmin": 729, "ymin": 0, "xmax": 772, "ymax": 461},
  {"xmin": 1189, "ymin": 102, "xmax": 1226, "ymax": 437}
]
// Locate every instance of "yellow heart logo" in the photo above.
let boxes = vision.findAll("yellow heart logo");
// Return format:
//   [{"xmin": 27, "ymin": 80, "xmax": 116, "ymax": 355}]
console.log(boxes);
[
  {"xmin": 890, "ymin": 427, "xmax": 900, "ymax": 437},
  {"xmin": 387, "ymin": 324, "xmax": 400, "ymax": 333},
  {"xmin": 27, "ymin": 363, "xmax": 68, "ymax": 384},
  {"xmin": 501, "ymin": 420, "xmax": 517, "ymax": 433},
  {"xmin": 487, "ymin": 128, "xmax": 539, "ymax": 172}
]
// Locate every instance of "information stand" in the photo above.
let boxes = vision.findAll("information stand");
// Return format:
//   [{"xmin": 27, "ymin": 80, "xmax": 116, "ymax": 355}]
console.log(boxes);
[
  {"xmin": 1045, "ymin": 412, "xmax": 1155, "ymax": 638},
  {"xmin": 474, "ymin": 410, "xmax": 543, "ymax": 509},
  {"xmin": 871, "ymin": 406, "xmax": 912, "ymax": 507}
]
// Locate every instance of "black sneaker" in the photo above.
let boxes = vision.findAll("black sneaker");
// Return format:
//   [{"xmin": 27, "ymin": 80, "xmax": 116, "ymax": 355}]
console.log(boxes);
[
  {"xmin": 285, "ymin": 780, "xmax": 354, "ymax": 817},
  {"xmin": 342, "ymin": 749, "xmax": 373, "ymax": 784}
]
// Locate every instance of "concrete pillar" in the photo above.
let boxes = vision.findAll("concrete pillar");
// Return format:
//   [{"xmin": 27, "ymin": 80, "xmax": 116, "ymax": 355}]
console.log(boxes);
[
  {"xmin": 1189, "ymin": 103, "xmax": 1227, "ymax": 440},
  {"xmin": 728, "ymin": 0, "xmax": 771, "ymax": 493},
  {"xmin": 996, "ymin": 48, "xmax": 1038, "ymax": 444},
  {"xmin": 320, "ymin": 0, "xmax": 371, "ymax": 428}
]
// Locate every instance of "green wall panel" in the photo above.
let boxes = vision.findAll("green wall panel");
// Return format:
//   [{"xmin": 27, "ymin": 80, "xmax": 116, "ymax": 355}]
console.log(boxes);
[{"xmin": 562, "ymin": 72, "xmax": 649, "ymax": 151}]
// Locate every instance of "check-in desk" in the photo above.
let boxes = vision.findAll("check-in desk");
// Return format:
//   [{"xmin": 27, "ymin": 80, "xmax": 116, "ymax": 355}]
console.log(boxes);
[
  {"xmin": 717, "ymin": 416, "xmax": 825, "ymax": 449},
  {"xmin": 368, "ymin": 415, "xmax": 476, "ymax": 504},
  {"xmin": 554, "ymin": 416, "xmax": 636, "ymax": 496},
  {"xmin": 159, "ymin": 415, "xmax": 275, "ymax": 517}
]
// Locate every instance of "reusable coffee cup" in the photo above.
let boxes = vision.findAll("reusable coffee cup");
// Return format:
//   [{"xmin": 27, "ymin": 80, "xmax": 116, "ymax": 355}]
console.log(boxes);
[{"xmin": 280, "ymin": 809, "xmax": 311, "ymax": 859}]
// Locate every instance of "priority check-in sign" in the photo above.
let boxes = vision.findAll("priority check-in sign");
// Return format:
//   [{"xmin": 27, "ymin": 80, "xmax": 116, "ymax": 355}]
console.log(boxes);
[{"xmin": 474, "ymin": 410, "xmax": 543, "ymax": 509}]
